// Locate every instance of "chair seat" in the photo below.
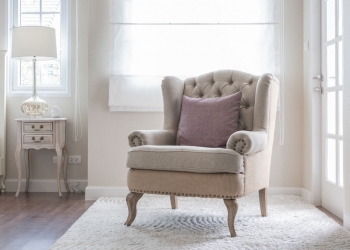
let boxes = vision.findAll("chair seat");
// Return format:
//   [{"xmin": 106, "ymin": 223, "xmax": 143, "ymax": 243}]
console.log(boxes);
[{"xmin": 127, "ymin": 145, "xmax": 243, "ymax": 174}]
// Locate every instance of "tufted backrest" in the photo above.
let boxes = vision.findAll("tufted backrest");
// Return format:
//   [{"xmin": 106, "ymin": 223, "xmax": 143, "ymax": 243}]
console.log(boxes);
[
  {"xmin": 161, "ymin": 69, "xmax": 278, "ymax": 145},
  {"xmin": 183, "ymin": 70, "xmax": 259, "ymax": 131}
]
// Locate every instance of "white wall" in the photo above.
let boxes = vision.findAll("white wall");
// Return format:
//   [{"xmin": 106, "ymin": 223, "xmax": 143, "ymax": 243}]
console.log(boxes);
[
  {"xmin": 3, "ymin": 0, "xmax": 89, "ymax": 192},
  {"xmin": 0, "ymin": 0, "xmax": 7, "ymax": 191},
  {"xmin": 0, "ymin": 0, "xmax": 6, "ymax": 50},
  {"xmin": 87, "ymin": 0, "xmax": 304, "ymax": 195}
]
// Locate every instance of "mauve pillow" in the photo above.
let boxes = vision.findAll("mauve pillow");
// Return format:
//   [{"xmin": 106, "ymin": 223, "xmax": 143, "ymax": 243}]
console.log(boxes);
[{"xmin": 178, "ymin": 92, "xmax": 242, "ymax": 148}]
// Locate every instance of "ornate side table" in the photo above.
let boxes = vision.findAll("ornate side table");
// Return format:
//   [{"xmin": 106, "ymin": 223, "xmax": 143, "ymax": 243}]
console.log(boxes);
[{"xmin": 14, "ymin": 118, "xmax": 70, "ymax": 197}]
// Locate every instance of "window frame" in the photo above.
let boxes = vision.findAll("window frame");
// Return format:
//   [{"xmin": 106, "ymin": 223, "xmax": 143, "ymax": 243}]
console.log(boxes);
[{"xmin": 8, "ymin": 0, "xmax": 71, "ymax": 96}]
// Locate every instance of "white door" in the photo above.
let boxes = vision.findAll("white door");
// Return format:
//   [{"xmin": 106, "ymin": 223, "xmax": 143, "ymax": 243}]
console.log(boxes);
[{"xmin": 321, "ymin": 0, "xmax": 343, "ymax": 218}]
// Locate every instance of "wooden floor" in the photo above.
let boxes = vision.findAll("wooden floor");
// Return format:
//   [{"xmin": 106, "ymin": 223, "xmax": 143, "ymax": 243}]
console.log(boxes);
[
  {"xmin": 316, "ymin": 206, "xmax": 343, "ymax": 226},
  {"xmin": 0, "ymin": 193, "xmax": 344, "ymax": 250},
  {"xmin": 0, "ymin": 192, "xmax": 94, "ymax": 250}
]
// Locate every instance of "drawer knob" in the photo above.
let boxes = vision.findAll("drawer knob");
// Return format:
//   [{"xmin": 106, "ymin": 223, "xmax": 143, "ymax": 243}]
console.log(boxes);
[
  {"xmin": 31, "ymin": 124, "xmax": 43, "ymax": 131},
  {"xmin": 32, "ymin": 137, "xmax": 35, "ymax": 140},
  {"xmin": 40, "ymin": 137, "xmax": 44, "ymax": 140}
]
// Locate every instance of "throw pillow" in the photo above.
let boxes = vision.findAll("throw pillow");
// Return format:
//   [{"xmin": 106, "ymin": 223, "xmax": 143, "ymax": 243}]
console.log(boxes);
[{"xmin": 178, "ymin": 92, "xmax": 242, "ymax": 147}]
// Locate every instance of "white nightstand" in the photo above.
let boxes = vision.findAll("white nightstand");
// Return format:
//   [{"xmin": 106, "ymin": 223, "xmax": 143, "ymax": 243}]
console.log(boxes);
[{"xmin": 14, "ymin": 118, "xmax": 70, "ymax": 197}]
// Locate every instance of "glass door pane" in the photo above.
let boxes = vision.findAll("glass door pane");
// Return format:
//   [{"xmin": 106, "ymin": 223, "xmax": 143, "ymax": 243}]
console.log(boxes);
[
  {"xmin": 327, "ymin": 138, "xmax": 336, "ymax": 183},
  {"xmin": 327, "ymin": 0, "xmax": 336, "ymax": 41},
  {"xmin": 339, "ymin": 91, "xmax": 343, "ymax": 135},
  {"xmin": 339, "ymin": 141, "xmax": 343, "ymax": 186},
  {"xmin": 327, "ymin": 44, "xmax": 336, "ymax": 87},
  {"xmin": 339, "ymin": 0, "xmax": 342, "ymax": 36},
  {"xmin": 339, "ymin": 41, "xmax": 343, "ymax": 85},
  {"xmin": 327, "ymin": 92, "xmax": 336, "ymax": 134}
]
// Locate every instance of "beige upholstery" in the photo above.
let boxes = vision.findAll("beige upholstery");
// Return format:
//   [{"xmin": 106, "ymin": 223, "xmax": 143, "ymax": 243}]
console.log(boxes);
[
  {"xmin": 127, "ymin": 169, "xmax": 244, "ymax": 199},
  {"xmin": 127, "ymin": 145, "xmax": 243, "ymax": 174},
  {"xmin": 128, "ymin": 130, "xmax": 175, "ymax": 147},
  {"xmin": 127, "ymin": 69, "xmax": 278, "ymax": 192},
  {"xmin": 125, "ymin": 69, "xmax": 279, "ymax": 237}
]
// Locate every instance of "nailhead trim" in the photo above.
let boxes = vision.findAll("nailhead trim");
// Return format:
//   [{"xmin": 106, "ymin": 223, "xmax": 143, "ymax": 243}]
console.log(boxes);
[
  {"xmin": 129, "ymin": 189, "xmax": 243, "ymax": 199},
  {"xmin": 131, "ymin": 136, "xmax": 143, "ymax": 147},
  {"xmin": 232, "ymin": 139, "xmax": 246, "ymax": 154}
]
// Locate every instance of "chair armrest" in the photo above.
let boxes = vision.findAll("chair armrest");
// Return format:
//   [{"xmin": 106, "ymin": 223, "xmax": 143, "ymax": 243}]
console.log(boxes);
[
  {"xmin": 128, "ymin": 130, "xmax": 176, "ymax": 147},
  {"xmin": 226, "ymin": 130, "xmax": 268, "ymax": 155}
]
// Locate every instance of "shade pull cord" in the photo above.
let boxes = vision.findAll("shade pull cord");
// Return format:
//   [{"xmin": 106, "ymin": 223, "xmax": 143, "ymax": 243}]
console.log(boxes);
[{"xmin": 73, "ymin": 0, "xmax": 82, "ymax": 142}]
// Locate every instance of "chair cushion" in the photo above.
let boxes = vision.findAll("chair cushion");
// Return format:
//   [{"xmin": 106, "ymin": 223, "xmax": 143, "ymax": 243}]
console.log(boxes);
[
  {"xmin": 127, "ymin": 145, "xmax": 243, "ymax": 174},
  {"xmin": 178, "ymin": 92, "xmax": 242, "ymax": 147}
]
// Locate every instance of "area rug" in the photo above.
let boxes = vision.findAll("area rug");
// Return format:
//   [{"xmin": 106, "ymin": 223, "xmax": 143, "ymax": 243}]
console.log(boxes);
[{"xmin": 51, "ymin": 195, "xmax": 350, "ymax": 250}]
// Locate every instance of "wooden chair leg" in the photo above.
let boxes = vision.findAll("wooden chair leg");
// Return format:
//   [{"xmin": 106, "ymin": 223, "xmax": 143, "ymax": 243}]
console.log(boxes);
[
  {"xmin": 224, "ymin": 199, "xmax": 238, "ymax": 237},
  {"xmin": 170, "ymin": 195, "xmax": 178, "ymax": 209},
  {"xmin": 259, "ymin": 188, "xmax": 268, "ymax": 217},
  {"xmin": 124, "ymin": 192, "xmax": 143, "ymax": 226}
]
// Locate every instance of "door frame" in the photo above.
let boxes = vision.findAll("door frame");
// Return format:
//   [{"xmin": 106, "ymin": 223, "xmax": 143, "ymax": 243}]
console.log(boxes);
[
  {"xmin": 342, "ymin": 0, "xmax": 350, "ymax": 230},
  {"xmin": 303, "ymin": 0, "xmax": 322, "ymax": 206}
]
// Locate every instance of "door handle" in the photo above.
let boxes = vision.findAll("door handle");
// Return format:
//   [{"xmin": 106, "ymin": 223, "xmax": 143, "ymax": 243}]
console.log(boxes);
[
  {"xmin": 313, "ymin": 74, "xmax": 324, "ymax": 94},
  {"xmin": 313, "ymin": 74, "xmax": 324, "ymax": 81},
  {"xmin": 315, "ymin": 86, "xmax": 324, "ymax": 94}
]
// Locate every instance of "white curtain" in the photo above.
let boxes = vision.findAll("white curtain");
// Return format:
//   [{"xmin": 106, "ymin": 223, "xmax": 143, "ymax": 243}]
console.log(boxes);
[{"xmin": 109, "ymin": 0, "xmax": 281, "ymax": 112}]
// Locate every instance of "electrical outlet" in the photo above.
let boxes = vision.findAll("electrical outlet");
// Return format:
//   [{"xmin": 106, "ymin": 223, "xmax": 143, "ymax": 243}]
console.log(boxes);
[
  {"xmin": 53, "ymin": 155, "xmax": 81, "ymax": 165},
  {"xmin": 69, "ymin": 156, "xmax": 81, "ymax": 165}
]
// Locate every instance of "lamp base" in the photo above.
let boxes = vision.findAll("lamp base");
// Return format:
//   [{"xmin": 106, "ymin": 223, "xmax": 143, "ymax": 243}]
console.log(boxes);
[{"xmin": 21, "ymin": 96, "xmax": 48, "ymax": 118}]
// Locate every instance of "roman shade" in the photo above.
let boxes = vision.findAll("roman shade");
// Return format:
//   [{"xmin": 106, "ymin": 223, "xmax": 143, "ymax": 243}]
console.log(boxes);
[{"xmin": 108, "ymin": 0, "xmax": 282, "ymax": 112}]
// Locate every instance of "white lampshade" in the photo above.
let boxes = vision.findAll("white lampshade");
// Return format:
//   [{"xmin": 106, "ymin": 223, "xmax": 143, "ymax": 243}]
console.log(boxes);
[{"xmin": 12, "ymin": 26, "xmax": 57, "ymax": 61}]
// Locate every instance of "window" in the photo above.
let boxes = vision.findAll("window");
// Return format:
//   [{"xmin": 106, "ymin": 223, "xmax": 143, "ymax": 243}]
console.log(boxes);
[
  {"xmin": 109, "ymin": 0, "xmax": 282, "ymax": 112},
  {"xmin": 9, "ymin": 0, "xmax": 70, "ymax": 95}
]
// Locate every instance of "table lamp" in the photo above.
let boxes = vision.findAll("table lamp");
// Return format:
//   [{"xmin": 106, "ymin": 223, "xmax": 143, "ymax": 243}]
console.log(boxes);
[{"xmin": 12, "ymin": 26, "xmax": 57, "ymax": 117}]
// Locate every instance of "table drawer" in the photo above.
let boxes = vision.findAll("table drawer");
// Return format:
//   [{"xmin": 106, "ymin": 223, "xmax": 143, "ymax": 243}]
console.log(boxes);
[
  {"xmin": 23, "ymin": 135, "xmax": 53, "ymax": 144},
  {"xmin": 24, "ymin": 122, "xmax": 53, "ymax": 132}
]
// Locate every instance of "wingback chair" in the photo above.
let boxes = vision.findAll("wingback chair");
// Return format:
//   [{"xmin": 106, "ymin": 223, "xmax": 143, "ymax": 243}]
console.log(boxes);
[{"xmin": 125, "ymin": 70, "xmax": 279, "ymax": 237}]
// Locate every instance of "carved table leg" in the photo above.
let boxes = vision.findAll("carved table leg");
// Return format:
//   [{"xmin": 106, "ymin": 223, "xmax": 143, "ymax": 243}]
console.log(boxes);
[
  {"xmin": 55, "ymin": 147, "xmax": 62, "ymax": 198},
  {"xmin": 170, "ymin": 195, "xmax": 178, "ymax": 209},
  {"xmin": 55, "ymin": 121, "xmax": 63, "ymax": 198},
  {"xmin": 14, "ymin": 146, "xmax": 22, "ymax": 198},
  {"xmin": 0, "ymin": 174, "xmax": 5, "ymax": 192},
  {"xmin": 63, "ymin": 144, "xmax": 70, "ymax": 192},
  {"xmin": 259, "ymin": 188, "xmax": 268, "ymax": 217},
  {"xmin": 24, "ymin": 149, "xmax": 30, "ymax": 193},
  {"xmin": 124, "ymin": 192, "xmax": 143, "ymax": 226},
  {"xmin": 224, "ymin": 199, "xmax": 239, "ymax": 237},
  {"xmin": 15, "ymin": 121, "xmax": 22, "ymax": 198}
]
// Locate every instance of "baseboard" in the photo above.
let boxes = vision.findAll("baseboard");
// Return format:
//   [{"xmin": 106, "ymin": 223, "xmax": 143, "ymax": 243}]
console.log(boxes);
[
  {"xmin": 301, "ymin": 188, "xmax": 313, "ymax": 203},
  {"xmin": 344, "ymin": 212, "xmax": 350, "ymax": 230},
  {"xmin": 85, "ymin": 186, "xmax": 129, "ymax": 200},
  {"xmin": 4, "ymin": 179, "xmax": 87, "ymax": 193},
  {"xmin": 85, "ymin": 186, "xmax": 307, "ymax": 201}
]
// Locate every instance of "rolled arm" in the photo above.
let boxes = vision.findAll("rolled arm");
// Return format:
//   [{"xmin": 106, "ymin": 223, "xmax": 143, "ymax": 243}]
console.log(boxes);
[
  {"xmin": 226, "ymin": 130, "xmax": 268, "ymax": 155},
  {"xmin": 128, "ymin": 130, "xmax": 176, "ymax": 147}
]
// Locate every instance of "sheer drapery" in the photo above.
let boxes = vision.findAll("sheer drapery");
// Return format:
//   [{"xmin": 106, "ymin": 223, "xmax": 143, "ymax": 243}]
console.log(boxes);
[{"xmin": 109, "ymin": 0, "xmax": 282, "ymax": 112}]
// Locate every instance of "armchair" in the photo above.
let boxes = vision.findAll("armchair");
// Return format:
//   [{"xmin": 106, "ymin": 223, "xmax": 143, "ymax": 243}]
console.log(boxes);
[{"xmin": 125, "ymin": 70, "xmax": 279, "ymax": 237}]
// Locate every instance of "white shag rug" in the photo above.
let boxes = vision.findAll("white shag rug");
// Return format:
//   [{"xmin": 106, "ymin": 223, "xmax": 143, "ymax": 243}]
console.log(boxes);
[{"xmin": 51, "ymin": 195, "xmax": 350, "ymax": 250}]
